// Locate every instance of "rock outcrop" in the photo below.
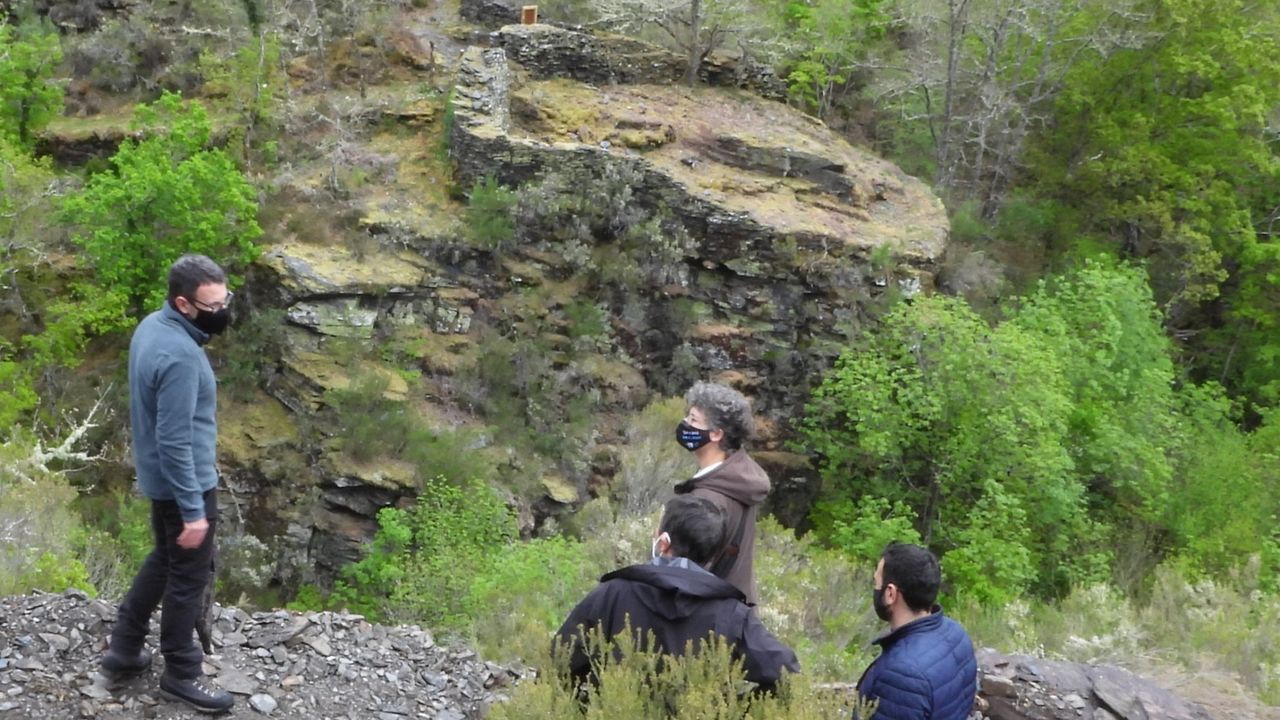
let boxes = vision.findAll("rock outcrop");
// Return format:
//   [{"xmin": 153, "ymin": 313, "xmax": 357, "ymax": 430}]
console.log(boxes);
[
  {"xmin": 976, "ymin": 649, "xmax": 1215, "ymax": 720},
  {"xmin": 495, "ymin": 24, "xmax": 786, "ymax": 98},
  {"xmin": 0, "ymin": 591, "xmax": 519, "ymax": 719},
  {"xmin": 208, "ymin": 26, "xmax": 950, "ymax": 588},
  {"xmin": 459, "ymin": 0, "xmax": 522, "ymax": 28},
  {"xmin": 450, "ymin": 36, "xmax": 947, "ymax": 405}
]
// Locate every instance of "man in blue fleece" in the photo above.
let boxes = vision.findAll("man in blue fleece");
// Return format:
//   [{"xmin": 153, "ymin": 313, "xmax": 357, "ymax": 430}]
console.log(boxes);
[
  {"xmin": 100, "ymin": 255, "xmax": 234, "ymax": 714},
  {"xmin": 856, "ymin": 543, "xmax": 978, "ymax": 720}
]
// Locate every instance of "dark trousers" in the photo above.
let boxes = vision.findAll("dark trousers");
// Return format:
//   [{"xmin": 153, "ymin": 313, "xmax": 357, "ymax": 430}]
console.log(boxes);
[{"xmin": 110, "ymin": 488, "xmax": 217, "ymax": 679}]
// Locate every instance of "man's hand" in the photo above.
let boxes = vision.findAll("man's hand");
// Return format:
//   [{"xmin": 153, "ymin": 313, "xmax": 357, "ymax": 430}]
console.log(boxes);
[{"xmin": 177, "ymin": 518, "xmax": 209, "ymax": 549}]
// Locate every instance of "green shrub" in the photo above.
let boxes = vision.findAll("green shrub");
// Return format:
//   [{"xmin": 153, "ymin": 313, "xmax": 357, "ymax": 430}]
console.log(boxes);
[
  {"xmin": 0, "ymin": 18, "xmax": 63, "ymax": 150},
  {"xmin": 0, "ymin": 434, "xmax": 96, "ymax": 596},
  {"xmin": 952, "ymin": 561, "xmax": 1280, "ymax": 703},
  {"xmin": 468, "ymin": 536, "xmax": 604, "ymax": 662},
  {"xmin": 753, "ymin": 517, "xmax": 876, "ymax": 679},
  {"xmin": 614, "ymin": 397, "xmax": 688, "ymax": 516},
  {"xmin": 491, "ymin": 628, "xmax": 868, "ymax": 720},
  {"xmin": 62, "ymin": 91, "xmax": 261, "ymax": 321},
  {"xmin": 286, "ymin": 583, "xmax": 327, "ymax": 612},
  {"xmin": 467, "ymin": 175, "xmax": 517, "ymax": 251},
  {"xmin": 211, "ymin": 307, "xmax": 287, "ymax": 400},
  {"xmin": 325, "ymin": 373, "xmax": 416, "ymax": 461},
  {"xmin": 20, "ymin": 552, "xmax": 95, "ymax": 596},
  {"xmin": 331, "ymin": 476, "xmax": 517, "ymax": 626},
  {"xmin": 810, "ymin": 495, "xmax": 920, "ymax": 566}
]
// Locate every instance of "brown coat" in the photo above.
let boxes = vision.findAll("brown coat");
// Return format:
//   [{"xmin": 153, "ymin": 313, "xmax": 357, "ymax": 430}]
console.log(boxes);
[{"xmin": 674, "ymin": 450, "xmax": 771, "ymax": 604}]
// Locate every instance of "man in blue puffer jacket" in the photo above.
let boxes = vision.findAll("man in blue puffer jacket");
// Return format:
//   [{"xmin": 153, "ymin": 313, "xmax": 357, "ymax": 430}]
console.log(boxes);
[{"xmin": 856, "ymin": 543, "xmax": 978, "ymax": 720}]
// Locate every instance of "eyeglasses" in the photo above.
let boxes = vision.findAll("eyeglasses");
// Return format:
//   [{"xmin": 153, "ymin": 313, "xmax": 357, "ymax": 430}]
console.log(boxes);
[{"xmin": 188, "ymin": 291, "xmax": 233, "ymax": 313}]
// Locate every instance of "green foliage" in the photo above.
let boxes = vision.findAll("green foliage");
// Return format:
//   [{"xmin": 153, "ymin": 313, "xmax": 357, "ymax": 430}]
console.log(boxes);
[
  {"xmin": 468, "ymin": 536, "xmax": 603, "ymax": 662},
  {"xmin": 564, "ymin": 300, "xmax": 609, "ymax": 340},
  {"xmin": 775, "ymin": 0, "xmax": 889, "ymax": 117},
  {"xmin": 512, "ymin": 162, "xmax": 693, "ymax": 290},
  {"xmin": 325, "ymin": 371, "xmax": 496, "ymax": 483},
  {"xmin": 198, "ymin": 33, "xmax": 284, "ymax": 127},
  {"xmin": 62, "ymin": 91, "xmax": 261, "ymax": 321},
  {"xmin": 801, "ymin": 292, "xmax": 1092, "ymax": 599},
  {"xmin": 466, "ymin": 175, "xmax": 517, "ymax": 251},
  {"xmin": 804, "ymin": 260, "xmax": 1279, "ymax": 599},
  {"xmin": 331, "ymin": 476, "xmax": 517, "ymax": 626},
  {"xmin": 753, "ymin": 517, "xmax": 877, "ymax": 680},
  {"xmin": 20, "ymin": 551, "xmax": 95, "ymax": 596},
  {"xmin": 1010, "ymin": 261, "xmax": 1180, "ymax": 523},
  {"xmin": 953, "ymin": 561, "xmax": 1280, "ymax": 703},
  {"xmin": 0, "ymin": 139, "xmax": 64, "ymax": 428},
  {"xmin": 458, "ymin": 323, "xmax": 604, "ymax": 473},
  {"xmin": 77, "ymin": 489, "xmax": 153, "ymax": 572},
  {"xmin": 286, "ymin": 584, "xmax": 327, "ymax": 612},
  {"xmin": 0, "ymin": 18, "xmax": 64, "ymax": 150},
  {"xmin": 1163, "ymin": 386, "xmax": 1278, "ymax": 577},
  {"xmin": 325, "ymin": 373, "xmax": 416, "ymax": 461},
  {"xmin": 212, "ymin": 307, "xmax": 287, "ymax": 400},
  {"xmin": 1022, "ymin": 0, "xmax": 1280, "ymax": 407},
  {"xmin": 0, "ymin": 433, "xmax": 95, "ymax": 596},
  {"xmin": 614, "ymin": 397, "xmax": 688, "ymax": 516},
  {"xmin": 812, "ymin": 496, "xmax": 921, "ymax": 566},
  {"xmin": 493, "ymin": 628, "xmax": 861, "ymax": 720}
]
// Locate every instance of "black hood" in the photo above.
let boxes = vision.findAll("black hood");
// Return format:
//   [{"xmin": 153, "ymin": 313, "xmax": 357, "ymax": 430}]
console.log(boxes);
[{"xmin": 600, "ymin": 564, "xmax": 745, "ymax": 621}]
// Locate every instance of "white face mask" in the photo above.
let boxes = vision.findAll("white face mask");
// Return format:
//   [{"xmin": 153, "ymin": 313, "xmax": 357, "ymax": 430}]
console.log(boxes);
[{"xmin": 651, "ymin": 532, "xmax": 671, "ymax": 561}]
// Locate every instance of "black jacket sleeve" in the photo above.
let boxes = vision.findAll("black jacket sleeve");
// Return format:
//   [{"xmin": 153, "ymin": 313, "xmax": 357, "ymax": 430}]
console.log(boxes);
[
  {"xmin": 554, "ymin": 585, "xmax": 607, "ymax": 685},
  {"xmin": 738, "ymin": 606, "xmax": 800, "ymax": 691}
]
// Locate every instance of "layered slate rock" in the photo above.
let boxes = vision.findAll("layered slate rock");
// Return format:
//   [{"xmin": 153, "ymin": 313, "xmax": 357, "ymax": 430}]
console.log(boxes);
[
  {"xmin": 495, "ymin": 24, "xmax": 786, "ymax": 97},
  {"xmin": 213, "ymin": 26, "xmax": 952, "ymax": 592},
  {"xmin": 977, "ymin": 649, "xmax": 1214, "ymax": 720},
  {"xmin": 450, "ymin": 37, "xmax": 947, "ymax": 412},
  {"xmin": 0, "ymin": 591, "xmax": 520, "ymax": 720}
]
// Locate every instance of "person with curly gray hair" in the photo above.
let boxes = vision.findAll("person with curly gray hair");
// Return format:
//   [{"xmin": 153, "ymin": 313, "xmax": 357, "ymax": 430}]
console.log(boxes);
[{"xmin": 673, "ymin": 381, "xmax": 771, "ymax": 604}]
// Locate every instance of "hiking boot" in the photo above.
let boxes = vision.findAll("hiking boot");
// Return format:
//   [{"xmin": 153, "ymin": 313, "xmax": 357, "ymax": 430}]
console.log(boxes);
[
  {"xmin": 159, "ymin": 673, "xmax": 234, "ymax": 714},
  {"xmin": 100, "ymin": 647, "xmax": 152, "ymax": 678}
]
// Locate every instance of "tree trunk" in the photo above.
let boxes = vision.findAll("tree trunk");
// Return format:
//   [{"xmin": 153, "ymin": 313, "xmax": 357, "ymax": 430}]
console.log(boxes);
[{"xmin": 685, "ymin": 0, "xmax": 701, "ymax": 87}]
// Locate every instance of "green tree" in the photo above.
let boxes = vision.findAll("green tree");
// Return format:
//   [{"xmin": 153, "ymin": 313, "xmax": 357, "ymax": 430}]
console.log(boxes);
[
  {"xmin": 61, "ymin": 91, "xmax": 261, "ymax": 323},
  {"xmin": 801, "ymin": 294, "xmax": 1095, "ymax": 599},
  {"xmin": 0, "ymin": 19, "xmax": 63, "ymax": 150},
  {"xmin": 775, "ymin": 0, "xmax": 889, "ymax": 118},
  {"xmin": 1163, "ymin": 386, "xmax": 1279, "ymax": 577},
  {"xmin": 0, "ymin": 139, "xmax": 53, "ymax": 427},
  {"xmin": 331, "ymin": 476, "xmax": 517, "ymax": 626},
  {"xmin": 1023, "ymin": 0, "xmax": 1280, "ymax": 406},
  {"xmin": 1009, "ymin": 261, "xmax": 1180, "ymax": 526}
]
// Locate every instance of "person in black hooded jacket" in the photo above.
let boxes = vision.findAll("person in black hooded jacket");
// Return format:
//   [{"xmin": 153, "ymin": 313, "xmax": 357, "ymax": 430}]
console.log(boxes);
[{"xmin": 554, "ymin": 495, "xmax": 799, "ymax": 691}]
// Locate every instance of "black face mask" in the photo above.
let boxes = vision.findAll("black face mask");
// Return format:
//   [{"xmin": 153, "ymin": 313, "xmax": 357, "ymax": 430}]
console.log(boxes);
[
  {"xmin": 675, "ymin": 421, "xmax": 712, "ymax": 451},
  {"xmin": 190, "ymin": 305, "xmax": 230, "ymax": 336},
  {"xmin": 872, "ymin": 585, "xmax": 892, "ymax": 622}
]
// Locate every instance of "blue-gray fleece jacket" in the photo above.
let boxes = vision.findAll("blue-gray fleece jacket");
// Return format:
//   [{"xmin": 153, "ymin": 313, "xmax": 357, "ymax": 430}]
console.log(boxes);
[
  {"xmin": 129, "ymin": 302, "xmax": 218, "ymax": 522},
  {"xmin": 856, "ymin": 609, "xmax": 978, "ymax": 720}
]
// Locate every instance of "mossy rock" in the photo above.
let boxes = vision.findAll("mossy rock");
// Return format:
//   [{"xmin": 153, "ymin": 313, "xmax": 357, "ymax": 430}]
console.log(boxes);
[
  {"xmin": 217, "ymin": 392, "xmax": 301, "ymax": 463},
  {"xmin": 579, "ymin": 354, "xmax": 649, "ymax": 409},
  {"xmin": 261, "ymin": 241, "xmax": 432, "ymax": 298},
  {"xmin": 281, "ymin": 350, "xmax": 410, "ymax": 410},
  {"xmin": 541, "ymin": 474, "xmax": 580, "ymax": 505},
  {"xmin": 325, "ymin": 450, "xmax": 419, "ymax": 492}
]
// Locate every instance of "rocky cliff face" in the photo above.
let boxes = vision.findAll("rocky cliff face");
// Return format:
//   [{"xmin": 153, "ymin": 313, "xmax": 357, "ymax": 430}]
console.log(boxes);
[{"xmin": 211, "ymin": 23, "xmax": 948, "ymax": 593}]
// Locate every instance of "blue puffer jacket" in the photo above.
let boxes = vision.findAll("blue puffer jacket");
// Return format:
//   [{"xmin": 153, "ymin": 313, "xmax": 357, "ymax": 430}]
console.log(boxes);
[{"xmin": 855, "ymin": 609, "xmax": 977, "ymax": 720}]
